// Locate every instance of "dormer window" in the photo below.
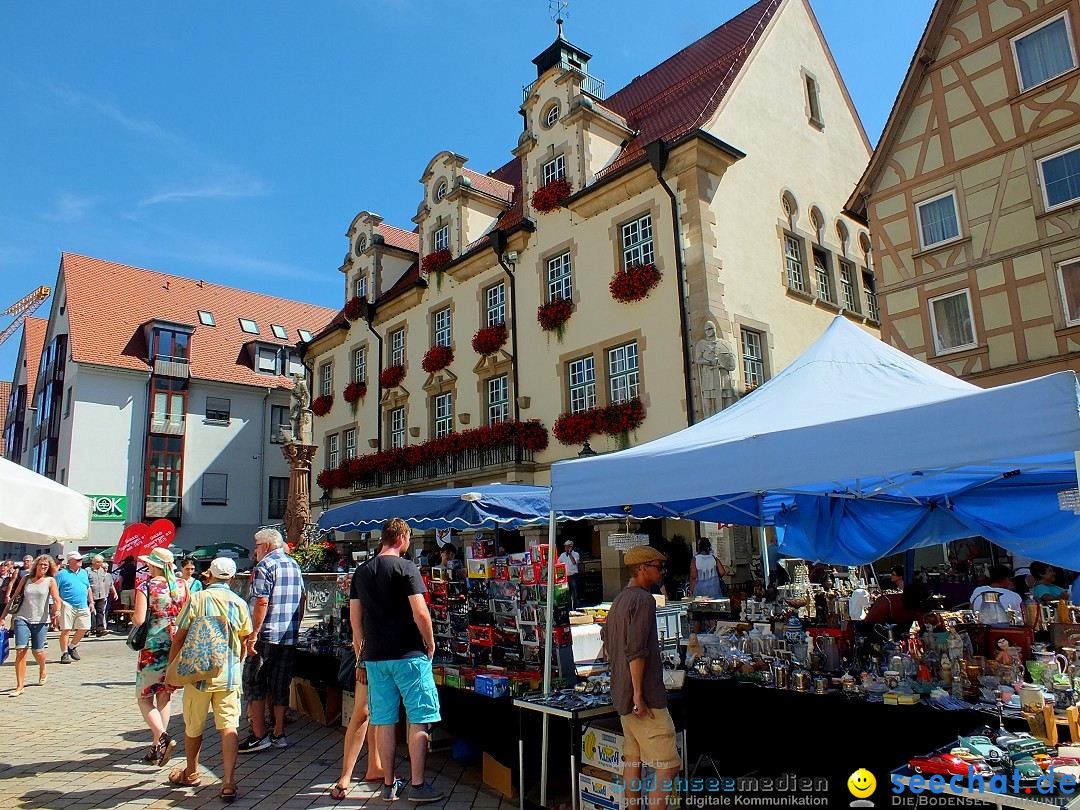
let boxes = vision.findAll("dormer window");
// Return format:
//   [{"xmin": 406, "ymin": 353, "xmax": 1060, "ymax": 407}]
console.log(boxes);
[
  {"xmin": 197, "ymin": 310, "xmax": 215, "ymax": 326},
  {"xmin": 355, "ymin": 274, "xmax": 368, "ymax": 301},
  {"xmin": 543, "ymin": 155, "xmax": 566, "ymax": 185},
  {"xmin": 239, "ymin": 318, "xmax": 259, "ymax": 335},
  {"xmin": 271, "ymin": 324, "xmax": 288, "ymax": 340},
  {"xmin": 545, "ymin": 104, "xmax": 560, "ymax": 127},
  {"xmin": 436, "ymin": 181, "xmax": 448, "ymax": 201},
  {"xmin": 434, "ymin": 225, "xmax": 449, "ymax": 252},
  {"xmin": 256, "ymin": 345, "xmax": 280, "ymax": 375}
]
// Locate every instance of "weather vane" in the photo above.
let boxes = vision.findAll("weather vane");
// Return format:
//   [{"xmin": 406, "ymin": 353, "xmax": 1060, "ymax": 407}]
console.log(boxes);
[{"xmin": 549, "ymin": 0, "xmax": 568, "ymax": 36}]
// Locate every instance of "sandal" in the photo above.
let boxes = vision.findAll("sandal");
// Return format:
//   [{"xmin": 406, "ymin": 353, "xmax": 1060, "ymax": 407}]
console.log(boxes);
[
  {"xmin": 168, "ymin": 766, "xmax": 202, "ymax": 788},
  {"xmin": 220, "ymin": 782, "xmax": 238, "ymax": 803},
  {"xmin": 330, "ymin": 783, "xmax": 348, "ymax": 801},
  {"xmin": 157, "ymin": 732, "xmax": 176, "ymax": 768}
]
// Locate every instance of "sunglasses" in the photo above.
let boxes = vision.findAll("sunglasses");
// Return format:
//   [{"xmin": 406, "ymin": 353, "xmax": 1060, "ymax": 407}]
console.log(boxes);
[{"xmin": 643, "ymin": 562, "xmax": 666, "ymax": 571}]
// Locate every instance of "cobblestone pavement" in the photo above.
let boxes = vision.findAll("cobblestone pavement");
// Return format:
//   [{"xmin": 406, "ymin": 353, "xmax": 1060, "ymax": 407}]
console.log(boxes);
[{"xmin": 0, "ymin": 631, "xmax": 513, "ymax": 810}]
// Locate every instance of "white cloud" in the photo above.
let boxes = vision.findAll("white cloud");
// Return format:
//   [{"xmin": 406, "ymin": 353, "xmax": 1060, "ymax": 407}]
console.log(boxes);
[
  {"xmin": 139, "ymin": 178, "xmax": 270, "ymax": 207},
  {"xmin": 43, "ymin": 81, "xmax": 187, "ymax": 149},
  {"xmin": 41, "ymin": 193, "xmax": 98, "ymax": 223}
]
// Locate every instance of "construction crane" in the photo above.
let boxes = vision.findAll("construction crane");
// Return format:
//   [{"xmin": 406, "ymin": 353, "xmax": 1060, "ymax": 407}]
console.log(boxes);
[{"xmin": 0, "ymin": 286, "xmax": 50, "ymax": 349}]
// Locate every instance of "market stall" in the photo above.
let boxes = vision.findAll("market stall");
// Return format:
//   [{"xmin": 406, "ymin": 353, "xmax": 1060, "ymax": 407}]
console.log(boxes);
[
  {"xmin": 544, "ymin": 317, "xmax": 1080, "ymax": 806},
  {"xmin": 0, "ymin": 455, "xmax": 91, "ymax": 545}
]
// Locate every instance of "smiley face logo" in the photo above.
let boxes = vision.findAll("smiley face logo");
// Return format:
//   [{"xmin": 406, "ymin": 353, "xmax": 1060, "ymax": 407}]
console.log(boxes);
[{"xmin": 847, "ymin": 769, "xmax": 876, "ymax": 799}]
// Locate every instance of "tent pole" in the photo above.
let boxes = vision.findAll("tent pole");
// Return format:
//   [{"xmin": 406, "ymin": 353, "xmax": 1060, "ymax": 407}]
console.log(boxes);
[
  {"xmin": 759, "ymin": 493, "xmax": 769, "ymax": 587},
  {"xmin": 540, "ymin": 508, "xmax": 557, "ymax": 806}
]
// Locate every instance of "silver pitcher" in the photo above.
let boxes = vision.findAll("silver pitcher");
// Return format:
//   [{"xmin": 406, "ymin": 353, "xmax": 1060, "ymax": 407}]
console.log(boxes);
[
  {"xmin": 771, "ymin": 660, "xmax": 789, "ymax": 689},
  {"xmin": 814, "ymin": 635, "xmax": 842, "ymax": 672}
]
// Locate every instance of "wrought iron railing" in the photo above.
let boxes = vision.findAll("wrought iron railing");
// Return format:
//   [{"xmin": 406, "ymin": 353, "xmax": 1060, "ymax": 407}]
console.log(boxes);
[
  {"xmin": 353, "ymin": 443, "xmax": 535, "ymax": 492},
  {"xmin": 523, "ymin": 64, "xmax": 606, "ymax": 102}
]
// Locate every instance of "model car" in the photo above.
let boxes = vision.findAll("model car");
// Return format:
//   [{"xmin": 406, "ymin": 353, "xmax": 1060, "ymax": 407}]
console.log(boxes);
[
  {"xmin": 957, "ymin": 735, "xmax": 1006, "ymax": 762},
  {"xmin": 909, "ymin": 753, "xmax": 993, "ymax": 777},
  {"xmin": 1007, "ymin": 738, "xmax": 1051, "ymax": 759},
  {"xmin": 1003, "ymin": 756, "xmax": 1043, "ymax": 783}
]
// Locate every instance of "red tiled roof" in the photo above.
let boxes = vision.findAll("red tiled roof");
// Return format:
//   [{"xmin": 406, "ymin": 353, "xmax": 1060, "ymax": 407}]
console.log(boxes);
[
  {"xmin": 310, "ymin": 307, "xmax": 349, "ymax": 344},
  {"xmin": 378, "ymin": 224, "xmax": 420, "ymax": 254},
  {"xmin": 598, "ymin": 0, "xmax": 779, "ymax": 176},
  {"xmin": 23, "ymin": 317, "xmax": 47, "ymax": 400},
  {"xmin": 490, "ymin": 158, "xmax": 525, "ymax": 232},
  {"xmin": 0, "ymin": 380, "xmax": 10, "ymax": 435},
  {"xmin": 461, "ymin": 168, "xmax": 514, "ymax": 204},
  {"xmin": 61, "ymin": 253, "xmax": 338, "ymax": 389}
]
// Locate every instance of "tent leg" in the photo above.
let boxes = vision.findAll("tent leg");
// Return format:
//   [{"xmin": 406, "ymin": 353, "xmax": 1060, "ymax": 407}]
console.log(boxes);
[
  {"xmin": 540, "ymin": 713, "xmax": 549, "ymax": 808},
  {"xmin": 759, "ymin": 494, "xmax": 769, "ymax": 587},
  {"xmin": 541, "ymin": 509, "xmax": 557, "ymax": 807}
]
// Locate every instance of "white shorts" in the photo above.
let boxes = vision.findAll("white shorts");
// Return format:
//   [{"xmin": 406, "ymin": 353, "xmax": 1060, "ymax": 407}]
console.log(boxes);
[{"xmin": 61, "ymin": 601, "xmax": 92, "ymax": 631}]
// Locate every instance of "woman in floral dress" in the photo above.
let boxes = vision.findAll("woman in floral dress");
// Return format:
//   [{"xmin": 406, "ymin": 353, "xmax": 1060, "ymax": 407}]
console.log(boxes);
[{"xmin": 132, "ymin": 547, "xmax": 188, "ymax": 767}]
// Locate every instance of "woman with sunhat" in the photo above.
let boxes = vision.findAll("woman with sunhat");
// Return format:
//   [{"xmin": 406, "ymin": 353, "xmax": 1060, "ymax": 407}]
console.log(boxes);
[{"xmin": 132, "ymin": 547, "xmax": 188, "ymax": 767}]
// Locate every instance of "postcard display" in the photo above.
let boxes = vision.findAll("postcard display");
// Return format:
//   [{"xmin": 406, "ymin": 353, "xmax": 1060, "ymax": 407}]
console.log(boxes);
[{"xmin": 426, "ymin": 537, "xmax": 572, "ymax": 697}]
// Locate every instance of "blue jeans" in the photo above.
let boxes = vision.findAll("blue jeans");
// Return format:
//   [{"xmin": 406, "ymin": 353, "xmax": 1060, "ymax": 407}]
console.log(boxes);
[{"xmin": 14, "ymin": 619, "xmax": 48, "ymax": 651}]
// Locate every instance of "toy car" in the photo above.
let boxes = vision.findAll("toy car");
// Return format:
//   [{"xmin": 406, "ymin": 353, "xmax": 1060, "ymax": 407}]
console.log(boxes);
[
  {"xmin": 1003, "ymin": 756, "xmax": 1042, "ymax": 783},
  {"xmin": 909, "ymin": 754, "xmax": 993, "ymax": 777},
  {"xmin": 958, "ymin": 735, "xmax": 1006, "ymax": 762},
  {"xmin": 1007, "ymin": 738, "xmax": 1051, "ymax": 759},
  {"xmin": 949, "ymin": 748, "xmax": 993, "ymax": 768}
]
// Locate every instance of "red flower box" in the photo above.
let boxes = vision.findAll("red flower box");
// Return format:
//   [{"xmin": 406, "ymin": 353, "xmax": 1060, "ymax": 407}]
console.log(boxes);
[
  {"xmin": 343, "ymin": 295, "xmax": 366, "ymax": 321},
  {"xmin": 472, "ymin": 323, "xmax": 508, "ymax": 356},
  {"xmin": 422, "ymin": 345, "xmax": 454, "ymax": 374},
  {"xmin": 531, "ymin": 178, "xmax": 572, "ymax": 214},
  {"xmin": 553, "ymin": 398, "xmax": 645, "ymax": 446},
  {"xmin": 609, "ymin": 263, "xmax": 662, "ymax": 303},
  {"xmin": 537, "ymin": 298, "xmax": 573, "ymax": 337},
  {"xmin": 311, "ymin": 395, "xmax": 333, "ymax": 417},
  {"xmin": 316, "ymin": 465, "xmax": 351, "ymax": 492},
  {"xmin": 343, "ymin": 381, "xmax": 367, "ymax": 404},
  {"xmin": 379, "ymin": 365, "xmax": 405, "ymax": 389},
  {"xmin": 422, "ymin": 249, "xmax": 452, "ymax": 276}
]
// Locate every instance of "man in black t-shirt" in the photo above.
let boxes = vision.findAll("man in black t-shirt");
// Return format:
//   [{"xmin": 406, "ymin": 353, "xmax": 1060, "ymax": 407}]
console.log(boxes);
[{"xmin": 351, "ymin": 518, "xmax": 443, "ymax": 804}]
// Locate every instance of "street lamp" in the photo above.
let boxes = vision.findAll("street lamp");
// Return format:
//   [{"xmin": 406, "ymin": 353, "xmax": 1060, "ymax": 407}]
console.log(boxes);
[
  {"xmin": 578, "ymin": 441, "xmax": 597, "ymax": 458},
  {"xmin": 320, "ymin": 490, "xmax": 332, "ymax": 512}
]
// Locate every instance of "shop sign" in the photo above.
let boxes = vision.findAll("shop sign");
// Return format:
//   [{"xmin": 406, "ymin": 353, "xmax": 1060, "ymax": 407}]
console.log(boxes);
[{"xmin": 89, "ymin": 495, "xmax": 127, "ymax": 522}]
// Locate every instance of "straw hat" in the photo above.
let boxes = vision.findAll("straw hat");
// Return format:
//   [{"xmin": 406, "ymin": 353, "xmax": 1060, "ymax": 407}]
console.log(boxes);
[{"xmin": 138, "ymin": 547, "xmax": 175, "ymax": 570}]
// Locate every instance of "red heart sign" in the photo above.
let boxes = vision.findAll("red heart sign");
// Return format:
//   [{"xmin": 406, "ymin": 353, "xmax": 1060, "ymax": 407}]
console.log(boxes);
[
  {"xmin": 143, "ymin": 519, "xmax": 176, "ymax": 556},
  {"xmin": 116, "ymin": 522, "xmax": 150, "ymax": 563}
]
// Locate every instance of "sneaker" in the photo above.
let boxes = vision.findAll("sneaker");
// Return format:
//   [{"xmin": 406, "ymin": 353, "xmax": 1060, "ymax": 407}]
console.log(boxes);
[
  {"xmin": 68, "ymin": 646, "xmax": 81, "ymax": 661},
  {"xmin": 381, "ymin": 779, "xmax": 405, "ymax": 802},
  {"xmin": 238, "ymin": 733, "xmax": 271, "ymax": 754},
  {"xmin": 60, "ymin": 652, "xmax": 72, "ymax": 664},
  {"xmin": 270, "ymin": 734, "xmax": 288, "ymax": 749},
  {"xmin": 408, "ymin": 783, "xmax": 445, "ymax": 803}
]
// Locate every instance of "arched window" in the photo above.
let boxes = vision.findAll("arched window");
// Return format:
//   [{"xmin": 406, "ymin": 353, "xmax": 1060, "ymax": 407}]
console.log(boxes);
[
  {"xmin": 835, "ymin": 220, "xmax": 849, "ymax": 254},
  {"xmin": 809, "ymin": 206, "xmax": 824, "ymax": 242},
  {"xmin": 781, "ymin": 191, "xmax": 798, "ymax": 228}
]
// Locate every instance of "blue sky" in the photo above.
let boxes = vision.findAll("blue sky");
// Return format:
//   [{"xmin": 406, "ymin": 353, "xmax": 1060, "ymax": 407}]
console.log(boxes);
[{"xmin": 0, "ymin": 0, "xmax": 934, "ymax": 379}]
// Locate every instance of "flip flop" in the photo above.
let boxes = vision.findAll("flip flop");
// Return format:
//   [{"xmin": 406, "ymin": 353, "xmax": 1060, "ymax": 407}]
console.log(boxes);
[
  {"xmin": 168, "ymin": 766, "xmax": 201, "ymax": 788},
  {"xmin": 330, "ymin": 784, "xmax": 348, "ymax": 801},
  {"xmin": 220, "ymin": 782, "xmax": 238, "ymax": 803}
]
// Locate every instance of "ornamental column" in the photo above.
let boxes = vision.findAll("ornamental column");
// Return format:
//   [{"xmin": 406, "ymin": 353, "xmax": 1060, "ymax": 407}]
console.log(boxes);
[{"xmin": 282, "ymin": 441, "xmax": 318, "ymax": 544}]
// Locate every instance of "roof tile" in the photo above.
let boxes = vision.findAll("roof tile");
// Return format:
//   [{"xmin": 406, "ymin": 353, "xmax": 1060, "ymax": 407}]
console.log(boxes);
[
  {"xmin": 61, "ymin": 254, "xmax": 337, "ymax": 389},
  {"xmin": 23, "ymin": 317, "xmax": 47, "ymax": 400},
  {"xmin": 378, "ymin": 224, "xmax": 420, "ymax": 254}
]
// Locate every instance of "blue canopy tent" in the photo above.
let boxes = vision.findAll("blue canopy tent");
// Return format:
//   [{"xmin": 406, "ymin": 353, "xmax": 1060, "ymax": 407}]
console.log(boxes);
[{"xmin": 550, "ymin": 317, "xmax": 1080, "ymax": 568}]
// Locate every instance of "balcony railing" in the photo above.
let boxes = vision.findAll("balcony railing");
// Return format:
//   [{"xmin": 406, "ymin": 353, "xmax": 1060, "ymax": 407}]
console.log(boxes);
[
  {"xmin": 150, "ymin": 412, "xmax": 185, "ymax": 436},
  {"xmin": 523, "ymin": 64, "xmax": 606, "ymax": 102},
  {"xmin": 145, "ymin": 495, "xmax": 182, "ymax": 522},
  {"xmin": 353, "ymin": 443, "xmax": 535, "ymax": 493},
  {"xmin": 153, "ymin": 355, "xmax": 190, "ymax": 379}
]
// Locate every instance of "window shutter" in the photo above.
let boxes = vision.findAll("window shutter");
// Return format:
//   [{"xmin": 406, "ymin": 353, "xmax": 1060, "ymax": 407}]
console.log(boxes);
[{"xmin": 202, "ymin": 473, "xmax": 228, "ymax": 505}]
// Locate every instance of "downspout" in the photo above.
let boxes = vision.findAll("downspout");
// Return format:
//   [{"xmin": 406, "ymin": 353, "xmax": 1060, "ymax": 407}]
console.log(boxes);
[
  {"xmin": 259, "ymin": 387, "xmax": 270, "ymax": 525},
  {"xmin": 365, "ymin": 302, "xmax": 384, "ymax": 451},
  {"xmin": 646, "ymin": 139, "xmax": 696, "ymax": 427},
  {"xmin": 490, "ymin": 230, "xmax": 523, "ymax": 460}
]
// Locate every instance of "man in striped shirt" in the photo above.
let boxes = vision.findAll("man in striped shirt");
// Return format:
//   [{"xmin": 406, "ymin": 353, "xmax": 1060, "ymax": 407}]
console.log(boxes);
[{"xmin": 167, "ymin": 557, "xmax": 252, "ymax": 801}]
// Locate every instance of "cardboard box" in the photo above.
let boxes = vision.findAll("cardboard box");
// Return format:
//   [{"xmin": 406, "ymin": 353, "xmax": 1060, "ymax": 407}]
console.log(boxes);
[
  {"xmin": 475, "ymin": 673, "xmax": 509, "ymax": 698},
  {"xmin": 581, "ymin": 721, "xmax": 684, "ymax": 773},
  {"xmin": 483, "ymin": 752, "xmax": 516, "ymax": 799},
  {"xmin": 579, "ymin": 770, "xmax": 623, "ymax": 810},
  {"xmin": 342, "ymin": 689, "xmax": 355, "ymax": 729}
]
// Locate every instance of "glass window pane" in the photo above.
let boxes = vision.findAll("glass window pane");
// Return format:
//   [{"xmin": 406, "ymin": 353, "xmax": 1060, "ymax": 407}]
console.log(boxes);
[
  {"xmin": 1016, "ymin": 17, "xmax": 1075, "ymax": 90},
  {"xmin": 1061, "ymin": 260, "xmax": 1080, "ymax": 323},
  {"xmin": 1042, "ymin": 148, "xmax": 1080, "ymax": 208},
  {"xmin": 931, "ymin": 292, "xmax": 976, "ymax": 351},
  {"xmin": 918, "ymin": 195, "xmax": 960, "ymax": 247}
]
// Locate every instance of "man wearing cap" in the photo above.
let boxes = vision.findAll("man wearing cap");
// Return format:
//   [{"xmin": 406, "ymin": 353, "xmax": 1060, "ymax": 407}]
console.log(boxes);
[
  {"xmin": 56, "ymin": 552, "xmax": 94, "ymax": 663},
  {"xmin": 88, "ymin": 554, "xmax": 118, "ymax": 637},
  {"xmin": 558, "ymin": 540, "xmax": 581, "ymax": 609},
  {"xmin": 168, "ymin": 557, "xmax": 252, "ymax": 800},
  {"xmin": 601, "ymin": 546, "xmax": 680, "ymax": 810}
]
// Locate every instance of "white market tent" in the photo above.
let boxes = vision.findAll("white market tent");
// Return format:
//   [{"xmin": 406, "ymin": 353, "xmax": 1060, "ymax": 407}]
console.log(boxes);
[
  {"xmin": 550, "ymin": 317, "xmax": 1080, "ymax": 567},
  {"xmin": 0, "ymin": 456, "xmax": 92, "ymax": 546}
]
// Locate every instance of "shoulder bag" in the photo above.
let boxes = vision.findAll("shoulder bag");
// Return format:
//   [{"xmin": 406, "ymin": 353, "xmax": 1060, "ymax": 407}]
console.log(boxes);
[
  {"xmin": 126, "ymin": 583, "xmax": 151, "ymax": 651},
  {"xmin": 165, "ymin": 593, "xmax": 231, "ymax": 686},
  {"xmin": 4, "ymin": 575, "xmax": 26, "ymax": 620}
]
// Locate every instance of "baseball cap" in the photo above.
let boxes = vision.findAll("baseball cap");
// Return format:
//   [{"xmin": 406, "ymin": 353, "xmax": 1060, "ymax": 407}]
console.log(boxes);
[
  {"xmin": 624, "ymin": 546, "xmax": 667, "ymax": 566},
  {"xmin": 209, "ymin": 557, "xmax": 237, "ymax": 579},
  {"xmin": 66, "ymin": 551, "xmax": 82, "ymax": 561},
  {"xmin": 565, "ymin": 540, "xmax": 574, "ymax": 547}
]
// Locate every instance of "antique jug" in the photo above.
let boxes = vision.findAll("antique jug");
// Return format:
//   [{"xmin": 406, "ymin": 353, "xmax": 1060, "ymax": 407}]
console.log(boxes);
[
  {"xmin": 770, "ymin": 660, "xmax": 789, "ymax": 689},
  {"xmin": 783, "ymin": 615, "xmax": 806, "ymax": 647},
  {"xmin": 791, "ymin": 666, "xmax": 811, "ymax": 692},
  {"xmin": 814, "ymin": 635, "xmax": 842, "ymax": 672},
  {"xmin": 976, "ymin": 590, "xmax": 1010, "ymax": 626}
]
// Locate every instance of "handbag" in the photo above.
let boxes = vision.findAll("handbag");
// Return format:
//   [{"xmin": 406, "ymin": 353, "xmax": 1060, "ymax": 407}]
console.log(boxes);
[
  {"xmin": 5, "ymin": 576, "xmax": 25, "ymax": 620},
  {"xmin": 125, "ymin": 583, "xmax": 151, "ymax": 652},
  {"xmin": 165, "ymin": 597, "xmax": 231, "ymax": 687},
  {"xmin": 337, "ymin": 647, "xmax": 357, "ymax": 691},
  {"xmin": 0, "ymin": 626, "xmax": 9, "ymax": 667}
]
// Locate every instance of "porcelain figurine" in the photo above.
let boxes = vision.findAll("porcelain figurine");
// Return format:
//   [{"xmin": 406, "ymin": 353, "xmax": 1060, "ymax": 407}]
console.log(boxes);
[{"xmin": 995, "ymin": 637, "xmax": 1014, "ymax": 668}]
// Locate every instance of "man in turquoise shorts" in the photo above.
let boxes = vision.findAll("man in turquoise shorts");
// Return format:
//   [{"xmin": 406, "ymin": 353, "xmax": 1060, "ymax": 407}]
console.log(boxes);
[{"xmin": 352, "ymin": 517, "xmax": 443, "ymax": 803}]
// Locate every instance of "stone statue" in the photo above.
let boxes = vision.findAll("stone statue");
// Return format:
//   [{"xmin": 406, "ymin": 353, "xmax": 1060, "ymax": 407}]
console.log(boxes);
[
  {"xmin": 694, "ymin": 320, "xmax": 737, "ymax": 417},
  {"xmin": 289, "ymin": 373, "xmax": 313, "ymax": 445}
]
